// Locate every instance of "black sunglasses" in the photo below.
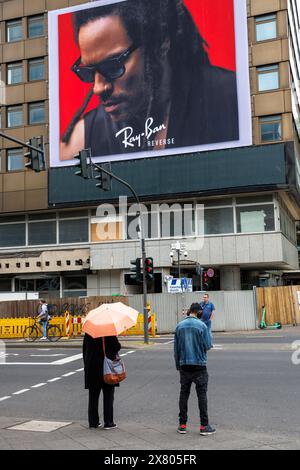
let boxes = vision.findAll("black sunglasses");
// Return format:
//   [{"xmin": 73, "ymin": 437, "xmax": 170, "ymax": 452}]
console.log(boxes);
[{"xmin": 71, "ymin": 44, "xmax": 138, "ymax": 83}]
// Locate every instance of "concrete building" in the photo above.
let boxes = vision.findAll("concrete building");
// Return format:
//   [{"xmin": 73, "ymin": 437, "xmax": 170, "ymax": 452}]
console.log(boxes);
[{"xmin": 0, "ymin": 0, "xmax": 300, "ymax": 297}]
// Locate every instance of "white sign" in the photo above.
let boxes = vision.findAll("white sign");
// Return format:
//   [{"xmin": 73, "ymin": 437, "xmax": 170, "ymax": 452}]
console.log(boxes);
[{"xmin": 167, "ymin": 278, "xmax": 193, "ymax": 294}]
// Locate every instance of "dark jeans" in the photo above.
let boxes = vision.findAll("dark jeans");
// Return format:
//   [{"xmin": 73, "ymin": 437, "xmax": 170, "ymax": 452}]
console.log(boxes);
[
  {"xmin": 88, "ymin": 384, "xmax": 115, "ymax": 427},
  {"xmin": 179, "ymin": 367, "xmax": 209, "ymax": 426}
]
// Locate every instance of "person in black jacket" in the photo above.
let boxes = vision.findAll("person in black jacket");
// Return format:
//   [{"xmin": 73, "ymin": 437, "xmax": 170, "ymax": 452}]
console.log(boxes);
[
  {"xmin": 83, "ymin": 333, "xmax": 121, "ymax": 429},
  {"xmin": 60, "ymin": 0, "xmax": 239, "ymax": 160}
]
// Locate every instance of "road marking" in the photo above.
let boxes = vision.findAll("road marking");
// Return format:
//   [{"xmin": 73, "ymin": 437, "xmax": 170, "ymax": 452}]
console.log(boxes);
[
  {"xmin": 47, "ymin": 377, "xmax": 62, "ymax": 383},
  {"xmin": 31, "ymin": 383, "xmax": 47, "ymax": 388},
  {"xmin": 52, "ymin": 354, "xmax": 83, "ymax": 365},
  {"xmin": 75, "ymin": 368, "xmax": 84, "ymax": 372},
  {"xmin": 0, "ymin": 362, "xmax": 53, "ymax": 366},
  {"xmin": 126, "ymin": 350, "xmax": 135, "ymax": 354},
  {"xmin": 0, "ymin": 396, "xmax": 11, "ymax": 401},
  {"xmin": 62, "ymin": 372, "xmax": 76, "ymax": 377},
  {"xmin": 163, "ymin": 340, "xmax": 174, "ymax": 345},
  {"xmin": 30, "ymin": 354, "xmax": 66, "ymax": 357},
  {"xmin": 13, "ymin": 389, "xmax": 30, "ymax": 395}
]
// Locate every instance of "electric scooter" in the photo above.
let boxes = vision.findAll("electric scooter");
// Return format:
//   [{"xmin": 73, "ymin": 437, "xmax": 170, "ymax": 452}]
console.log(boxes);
[{"xmin": 259, "ymin": 305, "xmax": 282, "ymax": 329}]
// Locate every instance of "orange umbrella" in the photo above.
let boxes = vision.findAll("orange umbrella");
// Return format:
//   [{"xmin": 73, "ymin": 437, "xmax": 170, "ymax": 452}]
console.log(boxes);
[{"xmin": 82, "ymin": 302, "xmax": 139, "ymax": 338}]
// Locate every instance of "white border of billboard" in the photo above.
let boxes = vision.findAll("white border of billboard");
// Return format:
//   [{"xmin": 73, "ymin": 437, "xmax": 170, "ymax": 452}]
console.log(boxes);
[{"xmin": 49, "ymin": 0, "xmax": 251, "ymax": 167}]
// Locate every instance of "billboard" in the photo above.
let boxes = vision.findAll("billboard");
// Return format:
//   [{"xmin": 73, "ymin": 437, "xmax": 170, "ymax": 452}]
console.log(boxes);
[{"xmin": 48, "ymin": 0, "xmax": 251, "ymax": 167}]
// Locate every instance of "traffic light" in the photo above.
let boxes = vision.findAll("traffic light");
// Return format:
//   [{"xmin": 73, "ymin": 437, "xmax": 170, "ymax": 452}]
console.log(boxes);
[
  {"xmin": 94, "ymin": 163, "xmax": 112, "ymax": 191},
  {"xmin": 203, "ymin": 271, "xmax": 209, "ymax": 289},
  {"xmin": 144, "ymin": 257, "xmax": 154, "ymax": 282},
  {"xmin": 130, "ymin": 258, "xmax": 142, "ymax": 284},
  {"xmin": 74, "ymin": 148, "xmax": 91, "ymax": 179},
  {"xmin": 25, "ymin": 137, "xmax": 45, "ymax": 172}
]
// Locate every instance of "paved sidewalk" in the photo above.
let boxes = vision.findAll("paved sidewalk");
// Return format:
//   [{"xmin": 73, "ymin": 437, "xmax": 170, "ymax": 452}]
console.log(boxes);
[{"xmin": 0, "ymin": 416, "xmax": 299, "ymax": 450}]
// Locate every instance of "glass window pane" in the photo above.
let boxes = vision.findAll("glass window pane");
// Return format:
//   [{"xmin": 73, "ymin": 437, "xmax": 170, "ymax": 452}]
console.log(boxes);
[
  {"xmin": 7, "ymin": 63, "xmax": 23, "ymax": 85},
  {"xmin": 260, "ymin": 120, "xmax": 282, "ymax": 142},
  {"xmin": 28, "ymin": 221, "xmax": 56, "ymax": 245},
  {"xmin": 256, "ymin": 18, "xmax": 277, "ymax": 41},
  {"xmin": 7, "ymin": 107, "xmax": 23, "ymax": 127},
  {"xmin": 29, "ymin": 103, "xmax": 45, "ymax": 124},
  {"xmin": 0, "ymin": 223, "xmax": 26, "ymax": 247},
  {"xmin": 59, "ymin": 219, "xmax": 89, "ymax": 243},
  {"xmin": 59, "ymin": 210, "xmax": 89, "ymax": 218},
  {"xmin": 0, "ymin": 279, "xmax": 12, "ymax": 292},
  {"xmin": 64, "ymin": 276, "xmax": 87, "ymax": 290},
  {"xmin": 258, "ymin": 70, "xmax": 279, "ymax": 91},
  {"xmin": 7, "ymin": 149, "xmax": 23, "ymax": 172},
  {"xmin": 29, "ymin": 59, "xmax": 44, "ymax": 81},
  {"xmin": 28, "ymin": 212, "xmax": 56, "ymax": 221},
  {"xmin": 236, "ymin": 195, "xmax": 273, "ymax": 205},
  {"xmin": 7, "ymin": 21, "xmax": 22, "ymax": 42},
  {"xmin": 236, "ymin": 205, "xmax": 275, "ymax": 233},
  {"xmin": 204, "ymin": 208, "xmax": 234, "ymax": 235},
  {"xmin": 28, "ymin": 16, "xmax": 44, "ymax": 38}
]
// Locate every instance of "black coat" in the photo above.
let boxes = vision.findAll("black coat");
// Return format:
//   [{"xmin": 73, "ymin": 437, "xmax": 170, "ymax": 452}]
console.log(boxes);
[{"xmin": 83, "ymin": 333, "xmax": 121, "ymax": 389}]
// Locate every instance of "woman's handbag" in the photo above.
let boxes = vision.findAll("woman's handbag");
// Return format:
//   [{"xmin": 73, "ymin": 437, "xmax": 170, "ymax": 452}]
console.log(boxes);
[{"xmin": 102, "ymin": 338, "xmax": 126, "ymax": 385}]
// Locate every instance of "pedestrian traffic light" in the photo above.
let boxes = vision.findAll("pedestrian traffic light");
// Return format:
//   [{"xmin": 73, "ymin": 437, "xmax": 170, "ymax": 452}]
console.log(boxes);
[
  {"xmin": 74, "ymin": 148, "xmax": 91, "ymax": 179},
  {"xmin": 24, "ymin": 137, "xmax": 45, "ymax": 172},
  {"xmin": 94, "ymin": 162, "xmax": 112, "ymax": 191},
  {"xmin": 130, "ymin": 258, "xmax": 142, "ymax": 284},
  {"xmin": 144, "ymin": 257, "xmax": 154, "ymax": 282}
]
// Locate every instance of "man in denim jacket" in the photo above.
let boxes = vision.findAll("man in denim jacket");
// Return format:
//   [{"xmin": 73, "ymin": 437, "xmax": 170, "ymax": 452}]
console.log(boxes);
[{"xmin": 174, "ymin": 303, "xmax": 216, "ymax": 436}]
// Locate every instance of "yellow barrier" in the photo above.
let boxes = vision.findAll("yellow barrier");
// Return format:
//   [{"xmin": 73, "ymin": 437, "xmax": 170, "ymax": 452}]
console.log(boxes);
[{"xmin": 0, "ymin": 313, "xmax": 155, "ymax": 338}]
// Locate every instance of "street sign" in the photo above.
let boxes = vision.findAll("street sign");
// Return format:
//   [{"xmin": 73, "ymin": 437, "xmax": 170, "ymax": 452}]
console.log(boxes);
[
  {"xmin": 207, "ymin": 268, "xmax": 215, "ymax": 278},
  {"xmin": 167, "ymin": 278, "xmax": 193, "ymax": 293}
]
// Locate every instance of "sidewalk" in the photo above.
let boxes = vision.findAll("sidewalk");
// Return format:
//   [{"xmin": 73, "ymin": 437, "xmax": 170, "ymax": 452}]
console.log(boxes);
[{"xmin": 0, "ymin": 416, "xmax": 299, "ymax": 450}]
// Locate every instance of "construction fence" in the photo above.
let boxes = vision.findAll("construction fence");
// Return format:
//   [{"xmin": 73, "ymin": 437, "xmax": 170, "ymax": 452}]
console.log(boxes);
[{"xmin": 256, "ymin": 286, "xmax": 300, "ymax": 326}]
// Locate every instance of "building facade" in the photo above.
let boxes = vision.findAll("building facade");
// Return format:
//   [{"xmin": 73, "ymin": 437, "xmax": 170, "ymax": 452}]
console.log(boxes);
[{"xmin": 0, "ymin": 0, "xmax": 300, "ymax": 298}]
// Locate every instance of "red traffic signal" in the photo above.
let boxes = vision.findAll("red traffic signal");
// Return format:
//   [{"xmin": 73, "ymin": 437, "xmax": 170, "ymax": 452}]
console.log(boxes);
[{"xmin": 145, "ymin": 257, "xmax": 154, "ymax": 282}]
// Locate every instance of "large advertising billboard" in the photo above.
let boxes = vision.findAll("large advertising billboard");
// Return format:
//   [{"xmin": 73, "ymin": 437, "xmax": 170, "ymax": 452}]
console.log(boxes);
[{"xmin": 48, "ymin": 0, "xmax": 251, "ymax": 167}]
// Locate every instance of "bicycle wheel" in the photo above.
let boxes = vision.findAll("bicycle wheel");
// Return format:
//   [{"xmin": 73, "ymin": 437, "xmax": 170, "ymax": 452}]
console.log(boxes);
[
  {"xmin": 47, "ymin": 325, "xmax": 62, "ymax": 342},
  {"xmin": 23, "ymin": 326, "xmax": 38, "ymax": 342}
]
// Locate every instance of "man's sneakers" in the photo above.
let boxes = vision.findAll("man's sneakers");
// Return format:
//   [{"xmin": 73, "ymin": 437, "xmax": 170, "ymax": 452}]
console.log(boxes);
[
  {"xmin": 104, "ymin": 423, "xmax": 117, "ymax": 430},
  {"xmin": 89, "ymin": 423, "xmax": 102, "ymax": 429},
  {"xmin": 177, "ymin": 424, "xmax": 187, "ymax": 434},
  {"xmin": 200, "ymin": 424, "xmax": 216, "ymax": 436}
]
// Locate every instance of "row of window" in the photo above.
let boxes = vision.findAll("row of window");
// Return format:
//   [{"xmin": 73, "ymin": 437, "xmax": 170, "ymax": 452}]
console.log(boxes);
[
  {"xmin": 5, "ymin": 58, "xmax": 45, "ymax": 84},
  {"xmin": 0, "ymin": 197, "xmax": 288, "ymax": 248},
  {"xmin": 6, "ymin": 15, "xmax": 44, "ymax": 42},
  {"xmin": 1, "ymin": 101, "xmax": 46, "ymax": 129}
]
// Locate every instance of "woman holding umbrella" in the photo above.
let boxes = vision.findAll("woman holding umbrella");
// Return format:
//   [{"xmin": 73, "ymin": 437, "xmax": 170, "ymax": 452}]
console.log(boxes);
[
  {"xmin": 83, "ymin": 333, "xmax": 121, "ymax": 429},
  {"xmin": 82, "ymin": 302, "xmax": 139, "ymax": 429}
]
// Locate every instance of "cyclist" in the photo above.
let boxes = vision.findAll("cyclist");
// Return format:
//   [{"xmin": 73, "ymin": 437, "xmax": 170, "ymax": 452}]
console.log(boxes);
[{"xmin": 37, "ymin": 299, "xmax": 49, "ymax": 340}]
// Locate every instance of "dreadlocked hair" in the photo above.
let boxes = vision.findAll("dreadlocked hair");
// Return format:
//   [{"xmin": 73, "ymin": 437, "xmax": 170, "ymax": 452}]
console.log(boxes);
[{"xmin": 63, "ymin": 0, "xmax": 210, "ymax": 144}]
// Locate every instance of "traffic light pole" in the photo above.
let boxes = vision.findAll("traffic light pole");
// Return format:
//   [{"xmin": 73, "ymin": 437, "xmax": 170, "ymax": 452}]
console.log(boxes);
[
  {"xmin": 0, "ymin": 131, "xmax": 44, "ymax": 155},
  {"xmin": 92, "ymin": 162, "xmax": 149, "ymax": 344}
]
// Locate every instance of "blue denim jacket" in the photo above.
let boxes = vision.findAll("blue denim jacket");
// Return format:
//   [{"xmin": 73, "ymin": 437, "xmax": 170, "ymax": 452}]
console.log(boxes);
[{"xmin": 174, "ymin": 316, "xmax": 211, "ymax": 369}]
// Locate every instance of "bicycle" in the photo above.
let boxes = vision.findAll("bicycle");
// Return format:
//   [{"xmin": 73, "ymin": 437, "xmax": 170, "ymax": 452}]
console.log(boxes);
[{"xmin": 23, "ymin": 317, "xmax": 62, "ymax": 342}]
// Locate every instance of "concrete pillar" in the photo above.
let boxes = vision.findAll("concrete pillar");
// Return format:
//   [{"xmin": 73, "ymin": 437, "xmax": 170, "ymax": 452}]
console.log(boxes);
[{"xmin": 220, "ymin": 265, "xmax": 241, "ymax": 291}]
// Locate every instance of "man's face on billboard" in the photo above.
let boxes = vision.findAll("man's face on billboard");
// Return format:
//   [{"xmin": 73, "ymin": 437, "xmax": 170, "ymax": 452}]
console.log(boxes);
[{"xmin": 78, "ymin": 15, "xmax": 148, "ymax": 123}]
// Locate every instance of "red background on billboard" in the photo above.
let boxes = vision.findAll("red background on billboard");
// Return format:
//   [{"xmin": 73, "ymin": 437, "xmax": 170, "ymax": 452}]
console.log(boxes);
[{"xmin": 58, "ymin": 0, "xmax": 236, "ymax": 137}]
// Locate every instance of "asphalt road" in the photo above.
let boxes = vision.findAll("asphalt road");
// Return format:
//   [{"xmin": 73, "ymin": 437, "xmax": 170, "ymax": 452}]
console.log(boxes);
[{"xmin": 0, "ymin": 331, "xmax": 300, "ymax": 450}]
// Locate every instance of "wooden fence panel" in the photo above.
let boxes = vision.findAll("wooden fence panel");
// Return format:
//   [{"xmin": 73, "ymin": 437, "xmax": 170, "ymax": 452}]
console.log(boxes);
[
  {"xmin": 0, "ymin": 296, "xmax": 128, "ymax": 318},
  {"xmin": 256, "ymin": 286, "xmax": 299, "ymax": 326}
]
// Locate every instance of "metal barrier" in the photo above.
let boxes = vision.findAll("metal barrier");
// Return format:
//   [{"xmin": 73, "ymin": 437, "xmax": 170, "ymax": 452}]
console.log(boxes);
[{"xmin": 0, "ymin": 313, "xmax": 155, "ymax": 339}]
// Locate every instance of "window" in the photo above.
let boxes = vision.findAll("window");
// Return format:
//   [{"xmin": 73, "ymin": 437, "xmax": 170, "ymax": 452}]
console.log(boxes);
[
  {"xmin": 203, "ymin": 208, "xmax": 234, "ymax": 235},
  {"xmin": 7, "ymin": 62, "xmax": 23, "ymax": 85},
  {"xmin": 28, "ymin": 15, "xmax": 44, "ymax": 39},
  {"xmin": 63, "ymin": 276, "xmax": 87, "ymax": 297},
  {"xmin": 260, "ymin": 115, "xmax": 282, "ymax": 142},
  {"xmin": 236, "ymin": 205, "xmax": 275, "ymax": 233},
  {"xmin": 28, "ymin": 221, "xmax": 56, "ymax": 245},
  {"xmin": 255, "ymin": 14, "xmax": 277, "ymax": 42},
  {"xmin": 6, "ymin": 20, "xmax": 22, "ymax": 42},
  {"xmin": 257, "ymin": 65, "xmax": 279, "ymax": 92},
  {"xmin": 29, "ymin": 102, "xmax": 45, "ymax": 124},
  {"xmin": 7, "ymin": 106, "xmax": 23, "ymax": 128},
  {"xmin": 29, "ymin": 58, "xmax": 45, "ymax": 81},
  {"xmin": 59, "ymin": 219, "xmax": 89, "ymax": 244},
  {"xmin": 0, "ymin": 223, "xmax": 26, "ymax": 247},
  {"xmin": 0, "ymin": 279, "xmax": 12, "ymax": 292},
  {"xmin": 7, "ymin": 149, "xmax": 23, "ymax": 172}
]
